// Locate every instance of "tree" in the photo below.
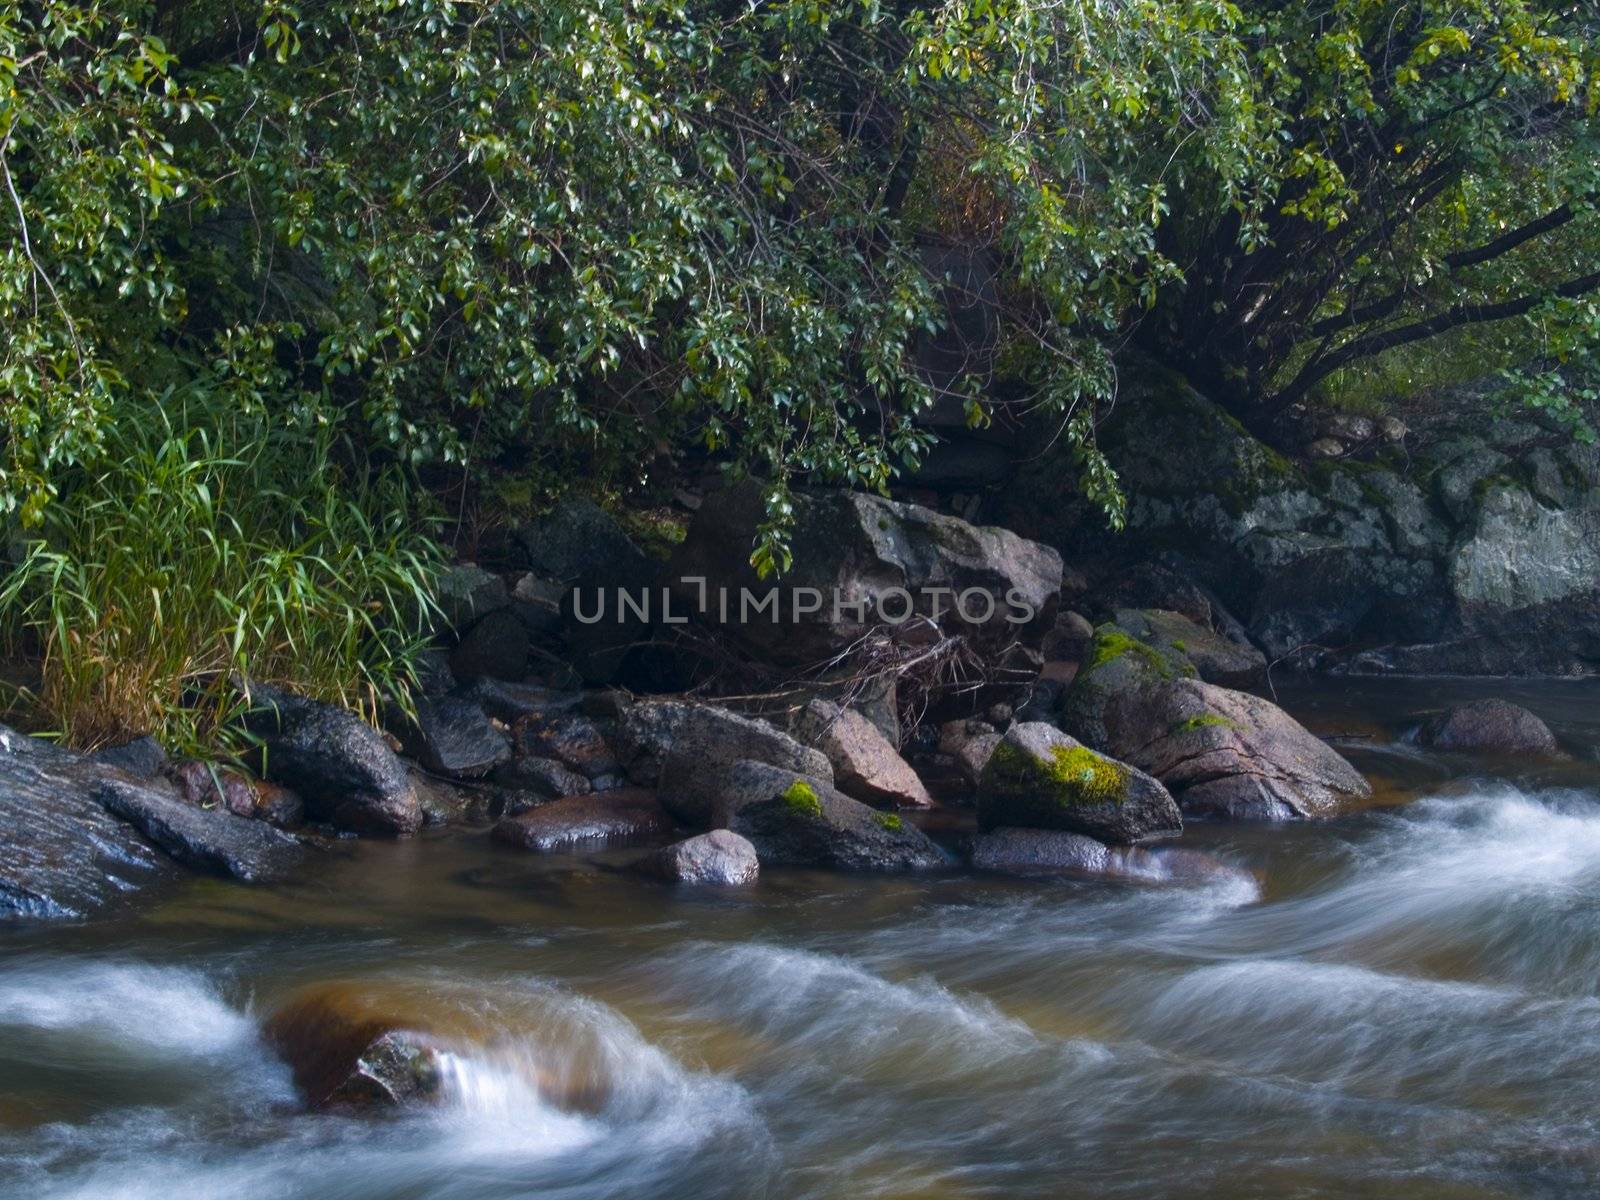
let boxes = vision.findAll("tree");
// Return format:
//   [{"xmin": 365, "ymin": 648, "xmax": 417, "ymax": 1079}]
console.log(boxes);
[{"xmin": 1144, "ymin": 0, "xmax": 1600, "ymax": 432}]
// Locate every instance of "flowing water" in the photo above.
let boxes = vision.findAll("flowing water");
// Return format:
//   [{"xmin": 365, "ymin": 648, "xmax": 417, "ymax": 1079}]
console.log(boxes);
[{"xmin": 2, "ymin": 679, "xmax": 1599, "ymax": 1199}]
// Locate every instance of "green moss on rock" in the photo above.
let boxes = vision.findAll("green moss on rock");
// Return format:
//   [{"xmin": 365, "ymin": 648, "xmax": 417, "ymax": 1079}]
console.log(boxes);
[
  {"xmin": 873, "ymin": 811, "xmax": 903, "ymax": 831},
  {"xmin": 781, "ymin": 779, "xmax": 823, "ymax": 819},
  {"xmin": 1171, "ymin": 712, "xmax": 1241, "ymax": 735},
  {"xmin": 1082, "ymin": 628, "xmax": 1175, "ymax": 678},
  {"xmin": 987, "ymin": 740, "xmax": 1129, "ymax": 808}
]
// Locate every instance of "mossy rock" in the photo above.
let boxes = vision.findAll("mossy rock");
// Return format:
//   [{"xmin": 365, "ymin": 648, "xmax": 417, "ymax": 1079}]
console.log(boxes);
[
  {"xmin": 977, "ymin": 722, "xmax": 1181, "ymax": 844},
  {"xmin": 1057, "ymin": 622, "xmax": 1193, "ymax": 751}
]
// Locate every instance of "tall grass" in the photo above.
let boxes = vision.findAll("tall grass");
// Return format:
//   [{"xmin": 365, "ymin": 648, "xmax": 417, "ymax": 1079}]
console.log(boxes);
[{"xmin": 0, "ymin": 390, "xmax": 444, "ymax": 752}]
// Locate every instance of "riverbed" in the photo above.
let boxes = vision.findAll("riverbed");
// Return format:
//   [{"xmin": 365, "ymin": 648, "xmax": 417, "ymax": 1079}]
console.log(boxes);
[{"xmin": 2, "ymin": 679, "xmax": 1598, "ymax": 1199}]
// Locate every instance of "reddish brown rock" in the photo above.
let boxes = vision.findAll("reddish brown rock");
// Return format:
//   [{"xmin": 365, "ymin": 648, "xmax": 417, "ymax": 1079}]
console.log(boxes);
[
  {"xmin": 490, "ymin": 788, "xmax": 673, "ymax": 851},
  {"xmin": 793, "ymin": 700, "xmax": 933, "ymax": 809}
]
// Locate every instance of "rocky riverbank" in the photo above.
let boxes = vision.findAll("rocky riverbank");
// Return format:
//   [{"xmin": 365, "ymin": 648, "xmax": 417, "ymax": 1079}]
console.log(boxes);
[{"xmin": 1, "ymin": 471, "xmax": 1575, "ymax": 923}]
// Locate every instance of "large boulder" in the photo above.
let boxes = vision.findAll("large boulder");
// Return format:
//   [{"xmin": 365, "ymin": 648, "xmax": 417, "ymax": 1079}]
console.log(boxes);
[
  {"xmin": 667, "ymin": 483, "xmax": 1062, "ymax": 667},
  {"xmin": 1057, "ymin": 622, "xmax": 1195, "ymax": 751},
  {"xmin": 490, "ymin": 788, "xmax": 674, "ymax": 851},
  {"xmin": 241, "ymin": 684, "xmax": 421, "ymax": 835},
  {"xmin": 977, "ymin": 723, "xmax": 1181, "ymax": 844},
  {"xmin": 1097, "ymin": 678, "xmax": 1371, "ymax": 820},
  {"xmin": 791, "ymin": 699, "xmax": 932, "ymax": 809},
  {"xmin": 634, "ymin": 829, "xmax": 760, "ymax": 886},
  {"xmin": 1414, "ymin": 698, "xmax": 1559, "ymax": 756}
]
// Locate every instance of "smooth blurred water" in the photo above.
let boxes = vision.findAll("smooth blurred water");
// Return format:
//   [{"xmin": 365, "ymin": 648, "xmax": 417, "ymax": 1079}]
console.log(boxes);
[{"xmin": 1, "ymin": 679, "xmax": 1598, "ymax": 1200}]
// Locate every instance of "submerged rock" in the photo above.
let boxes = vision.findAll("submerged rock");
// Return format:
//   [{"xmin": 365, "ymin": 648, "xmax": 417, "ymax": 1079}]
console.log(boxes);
[
  {"xmin": 977, "ymin": 722, "xmax": 1182, "ymax": 844},
  {"xmin": 970, "ymin": 827, "xmax": 1242, "ymax": 885},
  {"xmin": 634, "ymin": 829, "xmax": 760, "ymax": 886},
  {"xmin": 1099, "ymin": 678, "xmax": 1371, "ymax": 820},
  {"xmin": 1414, "ymin": 698, "xmax": 1559, "ymax": 756},
  {"xmin": 792, "ymin": 699, "xmax": 932, "ymax": 809},
  {"xmin": 242, "ymin": 684, "xmax": 421, "ymax": 836},
  {"xmin": 490, "ymin": 788, "xmax": 673, "ymax": 851}
]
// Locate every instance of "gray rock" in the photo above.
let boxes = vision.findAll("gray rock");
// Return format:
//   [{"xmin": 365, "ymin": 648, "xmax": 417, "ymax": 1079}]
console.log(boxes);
[
  {"xmin": 0, "ymin": 725, "xmax": 173, "ymax": 918},
  {"xmin": 977, "ymin": 722, "xmax": 1182, "ymax": 844},
  {"xmin": 1099, "ymin": 678, "xmax": 1370, "ymax": 820},
  {"xmin": 1058, "ymin": 622, "xmax": 1194, "ymax": 751},
  {"xmin": 96, "ymin": 778, "xmax": 301, "ymax": 882},
  {"xmin": 515, "ymin": 499, "xmax": 653, "ymax": 583},
  {"xmin": 91, "ymin": 735, "xmax": 167, "ymax": 779},
  {"xmin": 700, "ymin": 760, "xmax": 948, "ymax": 872},
  {"xmin": 492, "ymin": 756, "xmax": 592, "ymax": 813},
  {"xmin": 242, "ymin": 684, "xmax": 421, "ymax": 835},
  {"xmin": 1306, "ymin": 437, "xmax": 1346, "ymax": 459},
  {"xmin": 453, "ymin": 677, "xmax": 580, "ymax": 724},
  {"xmin": 434, "ymin": 564, "xmax": 509, "ymax": 633},
  {"xmin": 667, "ymin": 483, "xmax": 1062, "ymax": 667},
  {"xmin": 513, "ymin": 711, "xmax": 620, "ymax": 781},
  {"xmin": 792, "ymin": 699, "xmax": 932, "ymax": 809},
  {"xmin": 634, "ymin": 829, "xmax": 759, "ymax": 885},
  {"xmin": 970, "ymin": 827, "xmax": 1242, "ymax": 885},
  {"xmin": 490, "ymin": 788, "xmax": 674, "ymax": 851},
  {"xmin": 627, "ymin": 700, "xmax": 832, "ymax": 808},
  {"xmin": 396, "ymin": 696, "xmax": 511, "ymax": 779},
  {"xmin": 1415, "ymin": 699, "xmax": 1559, "ymax": 755},
  {"xmin": 1112, "ymin": 608, "xmax": 1266, "ymax": 688},
  {"xmin": 449, "ymin": 608, "xmax": 530, "ymax": 682}
]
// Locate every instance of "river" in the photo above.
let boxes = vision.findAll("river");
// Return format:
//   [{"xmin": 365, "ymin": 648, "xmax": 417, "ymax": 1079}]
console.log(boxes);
[{"xmin": 2, "ymin": 679, "xmax": 1598, "ymax": 1199}]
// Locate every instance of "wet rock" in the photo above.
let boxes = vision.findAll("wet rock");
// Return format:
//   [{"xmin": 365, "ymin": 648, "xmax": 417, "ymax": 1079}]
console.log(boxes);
[
  {"xmin": 1099, "ymin": 678, "xmax": 1370, "ymax": 820},
  {"xmin": 970, "ymin": 827, "xmax": 1241, "ymax": 885},
  {"xmin": 167, "ymin": 760, "xmax": 304, "ymax": 827},
  {"xmin": 668, "ymin": 482, "xmax": 1062, "ymax": 668},
  {"xmin": 792, "ymin": 699, "xmax": 932, "ymax": 809},
  {"xmin": 492, "ymin": 756, "xmax": 592, "ymax": 814},
  {"xmin": 977, "ymin": 722, "xmax": 1182, "ymax": 844},
  {"xmin": 91, "ymin": 735, "xmax": 167, "ymax": 779},
  {"xmin": 1112, "ymin": 608, "xmax": 1266, "ymax": 688},
  {"xmin": 938, "ymin": 719, "xmax": 1001, "ymax": 788},
  {"xmin": 410, "ymin": 769, "xmax": 493, "ymax": 827},
  {"xmin": 710, "ymin": 761, "xmax": 948, "ymax": 872},
  {"xmin": 395, "ymin": 695, "xmax": 511, "ymax": 780},
  {"xmin": 449, "ymin": 608, "xmax": 530, "ymax": 683},
  {"xmin": 515, "ymin": 498, "xmax": 653, "ymax": 583},
  {"xmin": 0, "ymin": 726, "xmax": 172, "ymax": 918},
  {"xmin": 634, "ymin": 829, "xmax": 759, "ymax": 885},
  {"xmin": 1414, "ymin": 699, "xmax": 1559, "ymax": 755},
  {"xmin": 242, "ymin": 683, "xmax": 421, "ymax": 836},
  {"xmin": 490, "ymin": 788, "xmax": 673, "ymax": 851},
  {"xmin": 453, "ymin": 677, "xmax": 580, "ymax": 724},
  {"xmin": 265, "ymin": 985, "xmax": 445, "ymax": 1109},
  {"xmin": 512, "ymin": 711, "xmax": 619, "ymax": 781},
  {"xmin": 97, "ymin": 778, "xmax": 302, "ymax": 882},
  {"xmin": 434, "ymin": 564, "xmax": 509, "ymax": 633}
]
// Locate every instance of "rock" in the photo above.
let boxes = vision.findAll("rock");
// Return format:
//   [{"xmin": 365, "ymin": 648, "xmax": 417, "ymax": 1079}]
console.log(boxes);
[
  {"xmin": 264, "ymin": 984, "xmax": 446, "ymax": 1109},
  {"xmin": 1305, "ymin": 437, "xmax": 1346, "ymax": 459},
  {"xmin": 0, "ymin": 726, "xmax": 173, "ymax": 917},
  {"xmin": 1098, "ymin": 678, "xmax": 1371, "ymax": 820},
  {"xmin": 449, "ymin": 608, "xmax": 530, "ymax": 682},
  {"xmin": 633, "ymin": 701, "xmax": 833, "ymax": 822},
  {"xmin": 1316, "ymin": 413, "xmax": 1376, "ymax": 443},
  {"xmin": 453, "ymin": 677, "xmax": 580, "ymax": 724},
  {"xmin": 492, "ymin": 756, "xmax": 592, "ymax": 814},
  {"xmin": 1057, "ymin": 622, "xmax": 1195, "ymax": 751},
  {"xmin": 242, "ymin": 684, "xmax": 421, "ymax": 836},
  {"xmin": 434, "ymin": 564, "xmax": 509, "ymax": 633},
  {"xmin": 412, "ymin": 648, "xmax": 456, "ymax": 697},
  {"xmin": 937, "ymin": 719, "xmax": 1001, "ymax": 787},
  {"xmin": 490, "ymin": 788, "xmax": 673, "ymax": 851},
  {"xmin": 1414, "ymin": 699, "xmax": 1559, "ymax": 755},
  {"xmin": 395, "ymin": 695, "xmax": 511, "ymax": 779},
  {"xmin": 1112, "ymin": 608, "xmax": 1267, "ymax": 688},
  {"xmin": 410, "ymin": 769, "xmax": 493, "ymax": 826},
  {"xmin": 667, "ymin": 482, "xmax": 1062, "ymax": 667},
  {"xmin": 977, "ymin": 722, "xmax": 1182, "ymax": 844},
  {"xmin": 1378, "ymin": 415, "xmax": 1409, "ymax": 442},
  {"xmin": 792, "ymin": 699, "xmax": 933, "ymax": 809},
  {"xmin": 97, "ymin": 779, "xmax": 302, "ymax": 882},
  {"xmin": 634, "ymin": 829, "xmax": 759, "ymax": 885},
  {"xmin": 1041, "ymin": 610, "xmax": 1095, "ymax": 663},
  {"xmin": 167, "ymin": 760, "xmax": 304, "ymax": 826},
  {"xmin": 512, "ymin": 711, "xmax": 619, "ymax": 781},
  {"xmin": 515, "ymin": 499, "xmax": 653, "ymax": 583},
  {"xmin": 91, "ymin": 735, "xmax": 167, "ymax": 778},
  {"xmin": 710, "ymin": 762, "xmax": 948, "ymax": 872},
  {"xmin": 970, "ymin": 827, "xmax": 1242, "ymax": 885}
]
